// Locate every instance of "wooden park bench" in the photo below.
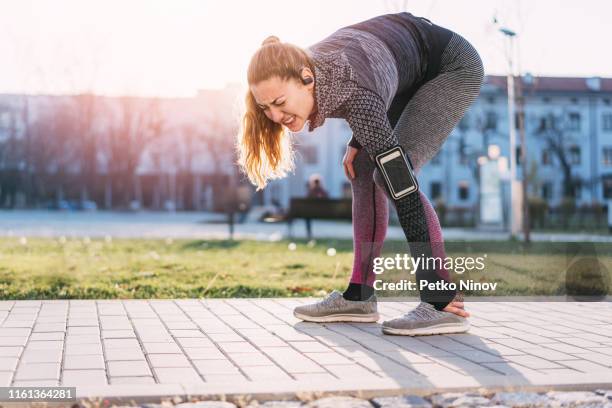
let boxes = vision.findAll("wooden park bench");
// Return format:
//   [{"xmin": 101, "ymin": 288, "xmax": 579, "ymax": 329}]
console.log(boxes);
[{"xmin": 285, "ymin": 197, "xmax": 352, "ymax": 239}]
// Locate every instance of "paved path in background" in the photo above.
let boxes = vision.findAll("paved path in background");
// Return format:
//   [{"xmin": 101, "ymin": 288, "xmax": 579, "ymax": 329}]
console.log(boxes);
[
  {"xmin": 2, "ymin": 209, "xmax": 612, "ymax": 241},
  {"xmin": 1, "ymin": 298, "xmax": 612, "ymax": 402}
]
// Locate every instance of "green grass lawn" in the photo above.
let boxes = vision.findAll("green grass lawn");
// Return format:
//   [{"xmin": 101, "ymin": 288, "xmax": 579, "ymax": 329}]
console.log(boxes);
[{"xmin": 0, "ymin": 237, "xmax": 610, "ymax": 299}]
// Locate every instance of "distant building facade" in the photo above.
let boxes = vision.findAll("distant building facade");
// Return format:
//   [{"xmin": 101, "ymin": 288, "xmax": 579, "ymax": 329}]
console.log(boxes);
[
  {"xmin": 2, "ymin": 75, "xmax": 612, "ymax": 212},
  {"xmin": 263, "ymin": 75, "xmax": 612, "ymax": 211}
]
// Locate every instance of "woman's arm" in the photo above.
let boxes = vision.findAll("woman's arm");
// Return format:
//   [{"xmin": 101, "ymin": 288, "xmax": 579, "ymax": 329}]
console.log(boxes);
[{"xmin": 343, "ymin": 86, "xmax": 398, "ymax": 156}]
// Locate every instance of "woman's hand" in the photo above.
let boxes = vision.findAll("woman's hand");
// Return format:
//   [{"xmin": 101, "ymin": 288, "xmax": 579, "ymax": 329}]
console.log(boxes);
[
  {"xmin": 442, "ymin": 300, "xmax": 470, "ymax": 318},
  {"xmin": 342, "ymin": 146, "xmax": 360, "ymax": 180}
]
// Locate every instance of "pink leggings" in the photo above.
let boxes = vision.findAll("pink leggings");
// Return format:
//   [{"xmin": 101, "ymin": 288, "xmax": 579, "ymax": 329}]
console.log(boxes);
[{"xmin": 349, "ymin": 149, "xmax": 450, "ymax": 287}]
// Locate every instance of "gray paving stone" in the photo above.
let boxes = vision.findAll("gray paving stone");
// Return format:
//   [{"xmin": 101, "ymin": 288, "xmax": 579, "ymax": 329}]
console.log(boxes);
[
  {"xmin": 29, "ymin": 332, "xmax": 64, "ymax": 341},
  {"xmin": 240, "ymin": 365, "xmax": 291, "ymax": 380},
  {"xmin": 0, "ymin": 357, "xmax": 19, "ymax": 371},
  {"xmin": 108, "ymin": 360, "xmax": 152, "ymax": 377},
  {"xmin": 177, "ymin": 337, "xmax": 216, "ymax": 348},
  {"xmin": 67, "ymin": 326, "xmax": 100, "ymax": 335},
  {"xmin": 104, "ymin": 347, "xmax": 146, "ymax": 361},
  {"xmin": 306, "ymin": 397, "xmax": 372, "ymax": 408},
  {"xmin": 371, "ymin": 395, "xmax": 431, "ymax": 408},
  {"xmin": 24, "ymin": 340, "xmax": 63, "ymax": 350},
  {"xmin": 103, "ymin": 338, "xmax": 141, "ymax": 349},
  {"xmin": 0, "ymin": 346, "xmax": 22, "ymax": 357},
  {"xmin": 226, "ymin": 352, "xmax": 273, "ymax": 366},
  {"xmin": 33, "ymin": 323, "xmax": 66, "ymax": 332},
  {"xmin": 153, "ymin": 367, "xmax": 203, "ymax": 383},
  {"xmin": 64, "ymin": 343, "xmax": 103, "ymax": 356},
  {"xmin": 491, "ymin": 392, "xmax": 550, "ymax": 407},
  {"xmin": 170, "ymin": 329, "xmax": 206, "ymax": 337},
  {"xmin": 142, "ymin": 342, "xmax": 183, "ymax": 354},
  {"xmin": 102, "ymin": 330, "xmax": 137, "ymax": 338},
  {"xmin": 109, "ymin": 376, "xmax": 156, "ymax": 384},
  {"xmin": 0, "ymin": 336, "xmax": 28, "ymax": 346},
  {"xmin": 62, "ymin": 369, "xmax": 107, "ymax": 385},
  {"xmin": 12, "ymin": 380, "xmax": 59, "ymax": 386},
  {"xmin": 65, "ymin": 334, "xmax": 102, "ymax": 344},
  {"xmin": 0, "ymin": 328, "xmax": 31, "ymax": 336},
  {"xmin": 303, "ymin": 352, "xmax": 353, "ymax": 365},
  {"xmin": 192, "ymin": 359, "xmax": 240, "ymax": 375},
  {"xmin": 148, "ymin": 354, "xmax": 191, "ymax": 368},
  {"xmin": 64, "ymin": 354, "xmax": 105, "ymax": 369},
  {"xmin": 202, "ymin": 373, "xmax": 247, "ymax": 383},
  {"xmin": 0, "ymin": 371, "xmax": 12, "ymax": 386},
  {"xmin": 14, "ymin": 363, "xmax": 60, "ymax": 380}
]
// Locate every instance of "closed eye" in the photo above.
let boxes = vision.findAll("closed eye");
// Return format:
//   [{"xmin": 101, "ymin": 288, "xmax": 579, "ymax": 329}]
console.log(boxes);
[{"xmin": 258, "ymin": 99, "xmax": 285, "ymax": 110}]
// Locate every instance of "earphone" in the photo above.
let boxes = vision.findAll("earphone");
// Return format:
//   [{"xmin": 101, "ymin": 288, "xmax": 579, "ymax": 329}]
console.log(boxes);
[{"xmin": 302, "ymin": 77, "xmax": 313, "ymax": 85}]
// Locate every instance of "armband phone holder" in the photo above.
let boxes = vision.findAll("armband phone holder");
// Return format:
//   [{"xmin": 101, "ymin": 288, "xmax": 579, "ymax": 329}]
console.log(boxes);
[{"xmin": 375, "ymin": 146, "xmax": 419, "ymax": 200}]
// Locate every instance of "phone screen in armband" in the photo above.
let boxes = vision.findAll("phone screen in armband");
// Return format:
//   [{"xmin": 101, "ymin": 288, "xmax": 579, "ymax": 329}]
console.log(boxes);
[{"xmin": 375, "ymin": 147, "xmax": 419, "ymax": 199}]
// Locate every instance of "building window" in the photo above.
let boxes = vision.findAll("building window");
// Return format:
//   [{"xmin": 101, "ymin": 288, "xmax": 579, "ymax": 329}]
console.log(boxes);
[
  {"xmin": 542, "ymin": 149, "xmax": 552, "ymax": 165},
  {"xmin": 603, "ymin": 147, "xmax": 612, "ymax": 166},
  {"xmin": 542, "ymin": 97, "xmax": 551, "ymax": 103},
  {"xmin": 569, "ymin": 145, "xmax": 581, "ymax": 165},
  {"xmin": 299, "ymin": 145, "xmax": 318, "ymax": 164},
  {"xmin": 458, "ymin": 115, "xmax": 470, "ymax": 131},
  {"xmin": 430, "ymin": 151, "xmax": 442, "ymax": 165},
  {"xmin": 431, "ymin": 182, "xmax": 442, "ymax": 200},
  {"xmin": 458, "ymin": 181, "xmax": 469, "ymax": 201},
  {"xmin": 573, "ymin": 180, "xmax": 582, "ymax": 200},
  {"xmin": 542, "ymin": 182, "xmax": 553, "ymax": 200},
  {"xmin": 515, "ymin": 146, "xmax": 522, "ymax": 166},
  {"xmin": 570, "ymin": 97, "xmax": 578, "ymax": 104},
  {"xmin": 568, "ymin": 112, "xmax": 581, "ymax": 131},
  {"xmin": 603, "ymin": 113, "xmax": 612, "ymax": 131},
  {"xmin": 483, "ymin": 111, "xmax": 497, "ymax": 131},
  {"xmin": 539, "ymin": 113, "xmax": 556, "ymax": 131},
  {"xmin": 604, "ymin": 177, "xmax": 612, "ymax": 199}
]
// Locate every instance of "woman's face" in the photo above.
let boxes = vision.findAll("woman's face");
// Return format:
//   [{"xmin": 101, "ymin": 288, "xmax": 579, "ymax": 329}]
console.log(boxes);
[{"xmin": 250, "ymin": 74, "xmax": 315, "ymax": 133}]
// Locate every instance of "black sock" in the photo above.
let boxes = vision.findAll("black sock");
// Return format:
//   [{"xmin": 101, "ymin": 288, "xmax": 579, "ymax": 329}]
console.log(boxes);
[{"xmin": 342, "ymin": 282, "xmax": 375, "ymax": 301}]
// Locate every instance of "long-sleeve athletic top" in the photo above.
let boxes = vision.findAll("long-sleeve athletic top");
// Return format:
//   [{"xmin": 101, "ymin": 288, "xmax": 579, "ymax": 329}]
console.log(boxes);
[{"xmin": 305, "ymin": 12, "xmax": 453, "ymax": 154}]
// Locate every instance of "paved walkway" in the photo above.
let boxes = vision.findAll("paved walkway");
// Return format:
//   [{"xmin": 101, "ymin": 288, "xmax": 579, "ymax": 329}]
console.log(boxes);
[{"xmin": 1, "ymin": 299, "xmax": 612, "ymax": 402}]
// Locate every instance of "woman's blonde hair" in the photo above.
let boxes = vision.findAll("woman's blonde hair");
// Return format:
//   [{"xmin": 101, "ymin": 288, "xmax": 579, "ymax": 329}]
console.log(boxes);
[{"xmin": 237, "ymin": 36, "xmax": 314, "ymax": 190}]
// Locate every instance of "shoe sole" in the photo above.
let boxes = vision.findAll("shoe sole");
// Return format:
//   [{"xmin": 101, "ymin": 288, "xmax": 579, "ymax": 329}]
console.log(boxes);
[
  {"xmin": 381, "ymin": 320, "xmax": 470, "ymax": 336},
  {"xmin": 293, "ymin": 311, "xmax": 379, "ymax": 323}
]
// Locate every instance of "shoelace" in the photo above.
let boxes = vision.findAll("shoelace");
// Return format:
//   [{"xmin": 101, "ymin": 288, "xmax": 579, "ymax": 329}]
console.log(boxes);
[
  {"xmin": 404, "ymin": 302, "xmax": 442, "ymax": 321},
  {"xmin": 316, "ymin": 291, "xmax": 341, "ymax": 310}
]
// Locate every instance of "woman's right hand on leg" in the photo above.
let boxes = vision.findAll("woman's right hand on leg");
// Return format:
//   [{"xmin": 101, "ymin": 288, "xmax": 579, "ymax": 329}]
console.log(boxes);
[{"xmin": 342, "ymin": 146, "xmax": 360, "ymax": 180}]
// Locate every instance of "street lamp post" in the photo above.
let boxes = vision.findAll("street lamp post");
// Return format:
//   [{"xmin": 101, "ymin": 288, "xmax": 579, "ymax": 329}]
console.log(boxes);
[{"xmin": 499, "ymin": 27, "xmax": 523, "ymax": 238}]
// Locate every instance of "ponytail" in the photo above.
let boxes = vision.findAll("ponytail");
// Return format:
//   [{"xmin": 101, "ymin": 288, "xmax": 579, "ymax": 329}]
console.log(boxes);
[{"xmin": 236, "ymin": 36, "xmax": 313, "ymax": 190}]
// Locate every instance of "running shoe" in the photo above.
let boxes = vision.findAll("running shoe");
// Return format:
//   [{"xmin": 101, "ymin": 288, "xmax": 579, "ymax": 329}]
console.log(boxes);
[
  {"xmin": 381, "ymin": 301, "xmax": 470, "ymax": 336},
  {"xmin": 293, "ymin": 290, "xmax": 379, "ymax": 323}
]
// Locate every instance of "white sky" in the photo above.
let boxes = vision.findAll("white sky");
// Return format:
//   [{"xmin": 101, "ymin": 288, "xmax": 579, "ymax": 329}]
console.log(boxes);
[{"xmin": 0, "ymin": 0, "xmax": 609, "ymax": 97}]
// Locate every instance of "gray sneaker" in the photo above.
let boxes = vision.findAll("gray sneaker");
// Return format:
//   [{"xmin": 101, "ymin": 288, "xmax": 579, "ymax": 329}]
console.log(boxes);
[
  {"xmin": 293, "ymin": 290, "xmax": 379, "ymax": 323},
  {"xmin": 381, "ymin": 302, "xmax": 469, "ymax": 336}
]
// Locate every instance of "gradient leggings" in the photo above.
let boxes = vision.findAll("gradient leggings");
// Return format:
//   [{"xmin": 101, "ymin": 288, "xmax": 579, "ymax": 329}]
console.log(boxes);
[{"xmin": 349, "ymin": 33, "xmax": 484, "ymax": 307}]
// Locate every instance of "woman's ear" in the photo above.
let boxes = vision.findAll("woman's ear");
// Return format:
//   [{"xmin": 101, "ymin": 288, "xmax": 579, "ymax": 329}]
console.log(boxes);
[{"xmin": 300, "ymin": 67, "xmax": 314, "ymax": 90}]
